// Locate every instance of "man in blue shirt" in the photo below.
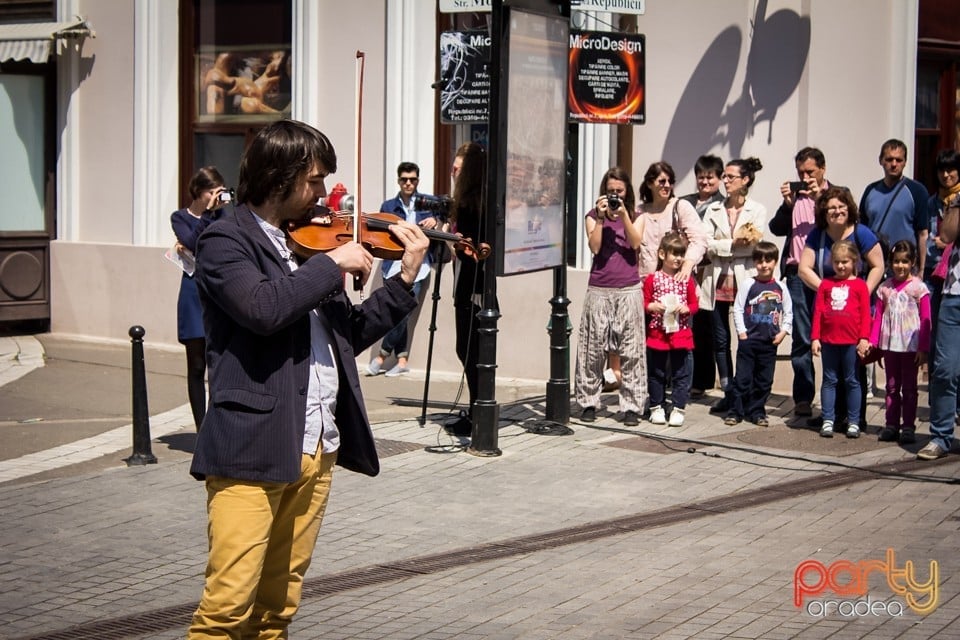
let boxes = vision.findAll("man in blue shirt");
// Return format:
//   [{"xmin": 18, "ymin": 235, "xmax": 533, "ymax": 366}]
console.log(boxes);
[
  {"xmin": 859, "ymin": 139, "xmax": 929, "ymax": 274},
  {"xmin": 366, "ymin": 162, "xmax": 442, "ymax": 377}
]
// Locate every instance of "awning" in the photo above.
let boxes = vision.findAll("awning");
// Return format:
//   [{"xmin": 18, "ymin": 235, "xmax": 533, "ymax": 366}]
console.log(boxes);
[{"xmin": 0, "ymin": 17, "xmax": 95, "ymax": 64}]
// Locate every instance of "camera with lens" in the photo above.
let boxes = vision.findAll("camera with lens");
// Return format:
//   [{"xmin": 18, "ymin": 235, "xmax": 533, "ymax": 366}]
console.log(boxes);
[
  {"xmin": 606, "ymin": 192, "xmax": 621, "ymax": 212},
  {"xmin": 414, "ymin": 194, "xmax": 453, "ymax": 217},
  {"xmin": 217, "ymin": 188, "xmax": 236, "ymax": 205}
]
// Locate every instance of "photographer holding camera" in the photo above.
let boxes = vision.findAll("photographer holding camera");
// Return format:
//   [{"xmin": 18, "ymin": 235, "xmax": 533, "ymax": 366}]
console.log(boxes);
[
  {"xmin": 575, "ymin": 166, "xmax": 648, "ymax": 427},
  {"xmin": 768, "ymin": 147, "xmax": 841, "ymax": 418},
  {"xmin": 367, "ymin": 161, "xmax": 446, "ymax": 377},
  {"xmin": 170, "ymin": 166, "xmax": 232, "ymax": 431}
]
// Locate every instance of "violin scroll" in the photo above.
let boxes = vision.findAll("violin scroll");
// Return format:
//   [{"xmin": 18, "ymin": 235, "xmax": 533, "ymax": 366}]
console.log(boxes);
[{"xmin": 451, "ymin": 236, "xmax": 491, "ymax": 262}]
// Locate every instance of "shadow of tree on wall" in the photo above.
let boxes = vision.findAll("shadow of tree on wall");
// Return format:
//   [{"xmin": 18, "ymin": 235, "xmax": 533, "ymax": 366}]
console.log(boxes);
[{"xmin": 662, "ymin": 0, "xmax": 810, "ymax": 182}]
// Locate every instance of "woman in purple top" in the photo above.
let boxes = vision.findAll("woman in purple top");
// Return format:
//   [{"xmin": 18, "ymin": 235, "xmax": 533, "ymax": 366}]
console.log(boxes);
[{"xmin": 575, "ymin": 167, "xmax": 647, "ymax": 427}]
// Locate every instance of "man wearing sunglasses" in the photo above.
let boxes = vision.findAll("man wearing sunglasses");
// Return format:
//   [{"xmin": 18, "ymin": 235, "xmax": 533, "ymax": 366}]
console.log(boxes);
[{"xmin": 367, "ymin": 162, "xmax": 441, "ymax": 377}]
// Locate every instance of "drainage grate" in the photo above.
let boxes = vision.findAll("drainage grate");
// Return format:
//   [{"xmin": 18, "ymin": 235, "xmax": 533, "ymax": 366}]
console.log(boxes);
[
  {"xmin": 17, "ymin": 456, "xmax": 956, "ymax": 640},
  {"xmin": 603, "ymin": 435, "xmax": 687, "ymax": 454},
  {"xmin": 374, "ymin": 438, "xmax": 423, "ymax": 458}
]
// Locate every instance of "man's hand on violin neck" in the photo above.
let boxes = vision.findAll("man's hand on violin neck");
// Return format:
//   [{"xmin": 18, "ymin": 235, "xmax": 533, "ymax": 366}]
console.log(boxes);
[
  {"xmin": 328, "ymin": 241, "xmax": 373, "ymax": 285},
  {"xmin": 390, "ymin": 220, "xmax": 430, "ymax": 286}
]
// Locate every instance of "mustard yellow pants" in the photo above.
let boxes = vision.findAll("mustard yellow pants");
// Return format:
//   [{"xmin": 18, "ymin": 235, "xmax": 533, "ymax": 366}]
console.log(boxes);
[{"xmin": 188, "ymin": 452, "xmax": 337, "ymax": 640}]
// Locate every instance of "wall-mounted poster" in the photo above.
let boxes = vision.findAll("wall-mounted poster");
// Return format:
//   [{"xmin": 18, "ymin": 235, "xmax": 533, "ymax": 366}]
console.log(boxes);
[
  {"xmin": 196, "ymin": 46, "xmax": 292, "ymax": 122},
  {"xmin": 568, "ymin": 31, "xmax": 645, "ymax": 125},
  {"xmin": 439, "ymin": 30, "xmax": 491, "ymax": 124},
  {"xmin": 500, "ymin": 9, "xmax": 568, "ymax": 275}
]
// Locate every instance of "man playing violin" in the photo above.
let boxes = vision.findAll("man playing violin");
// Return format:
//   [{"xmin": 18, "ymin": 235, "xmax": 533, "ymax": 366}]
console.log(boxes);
[{"xmin": 187, "ymin": 119, "xmax": 429, "ymax": 638}]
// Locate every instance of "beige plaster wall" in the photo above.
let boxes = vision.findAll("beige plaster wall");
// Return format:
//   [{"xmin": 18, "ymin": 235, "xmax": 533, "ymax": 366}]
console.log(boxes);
[
  {"xmin": 49, "ymin": 241, "xmax": 180, "ymax": 345},
  {"xmin": 48, "ymin": 239, "xmax": 583, "ymax": 382},
  {"xmin": 47, "ymin": 0, "xmax": 916, "ymax": 389},
  {"xmin": 636, "ymin": 0, "xmax": 912, "ymax": 215},
  {"xmin": 74, "ymin": 0, "xmax": 136, "ymax": 244}
]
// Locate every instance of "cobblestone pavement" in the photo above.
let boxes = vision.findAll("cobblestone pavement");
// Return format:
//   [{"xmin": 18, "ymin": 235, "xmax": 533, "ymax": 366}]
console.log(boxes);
[{"xmin": 1, "ymin": 334, "xmax": 959, "ymax": 639}]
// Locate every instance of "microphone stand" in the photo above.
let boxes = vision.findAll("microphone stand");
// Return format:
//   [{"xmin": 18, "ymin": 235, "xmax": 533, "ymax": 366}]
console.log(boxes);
[{"xmin": 418, "ymin": 242, "xmax": 446, "ymax": 426}]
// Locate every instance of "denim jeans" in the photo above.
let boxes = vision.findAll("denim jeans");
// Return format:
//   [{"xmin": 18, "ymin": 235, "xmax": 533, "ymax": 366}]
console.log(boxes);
[
  {"xmin": 379, "ymin": 280, "xmax": 422, "ymax": 358},
  {"xmin": 648, "ymin": 348, "xmax": 691, "ymax": 409},
  {"xmin": 821, "ymin": 343, "xmax": 860, "ymax": 424},
  {"xmin": 727, "ymin": 338, "xmax": 777, "ymax": 419},
  {"xmin": 929, "ymin": 295, "xmax": 960, "ymax": 451},
  {"xmin": 786, "ymin": 273, "xmax": 815, "ymax": 404},
  {"xmin": 712, "ymin": 301, "xmax": 734, "ymax": 389}
]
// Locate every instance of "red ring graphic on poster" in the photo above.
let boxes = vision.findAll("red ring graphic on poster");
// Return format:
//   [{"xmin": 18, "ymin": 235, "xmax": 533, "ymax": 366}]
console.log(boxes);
[{"xmin": 568, "ymin": 31, "xmax": 645, "ymax": 125}]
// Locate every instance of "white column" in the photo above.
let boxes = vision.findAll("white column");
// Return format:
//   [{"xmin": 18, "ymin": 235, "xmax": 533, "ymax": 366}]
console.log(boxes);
[
  {"xmin": 571, "ymin": 11, "xmax": 614, "ymax": 270},
  {"xmin": 292, "ymin": 0, "xmax": 321, "ymax": 127},
  {"xmin": 576, "ymin": 123, "xmax": 613, "ymax": 268},
  {"xmin": 132, "ymin": 0, "xmax": 179, "ymax": 246},
  {"xmin": 383, "ymin": 0, "xmax": 440, "ymax": 193},
  {"xmin": 891, "ymin": 0, "xmax": 920, "ymax": 166},
  {"xmin": 56, "ymin": 0, "xmax": 81, "ymax": 241}
]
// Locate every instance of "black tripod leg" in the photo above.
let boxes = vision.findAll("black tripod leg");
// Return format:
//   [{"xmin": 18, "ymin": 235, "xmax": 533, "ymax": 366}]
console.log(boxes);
[{"xmin": 419, "ymin": 258, "xmax": 444, "ymax": 426}]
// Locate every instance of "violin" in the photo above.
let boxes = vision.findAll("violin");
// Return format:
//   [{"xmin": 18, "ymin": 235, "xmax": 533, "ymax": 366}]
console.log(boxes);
[{"xmin": 285, "ymin": 208, "xmax": 491, "ymax": 262}]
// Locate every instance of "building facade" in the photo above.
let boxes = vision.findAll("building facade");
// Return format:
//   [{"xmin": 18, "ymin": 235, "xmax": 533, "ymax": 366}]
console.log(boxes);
[{"xmin": 0, "ymin": 0, "xmax": 956, "ymax": 382}]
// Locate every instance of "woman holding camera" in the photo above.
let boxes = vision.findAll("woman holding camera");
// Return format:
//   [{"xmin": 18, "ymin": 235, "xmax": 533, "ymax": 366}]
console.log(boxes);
[
  {"xmin": 170, "ymin": 166, "xmax": 228, "ymax": 431},
  {"xmin": 575, "ymin": 167, "xmax": 647, "ymax": 427}
]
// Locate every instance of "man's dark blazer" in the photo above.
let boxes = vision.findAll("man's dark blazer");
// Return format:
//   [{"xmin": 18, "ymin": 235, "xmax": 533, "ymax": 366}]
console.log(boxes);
[{"xmin": 190, "ymin": 205, "xmax": 417, "ymax": 483}]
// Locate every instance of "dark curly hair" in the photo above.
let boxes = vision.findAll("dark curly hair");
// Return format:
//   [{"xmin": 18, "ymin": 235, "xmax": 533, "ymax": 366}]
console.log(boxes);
[
  {"xmin": 237, "ymin": 120, "xmax": 337, "ymax": 207},
  {"xmin": 814, "ymin": 186, "xmax": 860, "ymax": 230},
  {"xmin": 598, "ymin": 166, "xmax": 637, "ymax": 219},
  {"xmin": 638, "ymin": 161, "xmax": 675, "ymax": 204},
  {"xmin": 726, "ymin": 157, "xmax": 763, "ymax": 194}
]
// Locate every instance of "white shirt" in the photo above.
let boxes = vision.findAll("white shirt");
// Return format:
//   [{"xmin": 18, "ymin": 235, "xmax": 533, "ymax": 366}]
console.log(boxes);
[{"xmin": 255, "ymin": 213, "xmax": 340, "ymax": 456}]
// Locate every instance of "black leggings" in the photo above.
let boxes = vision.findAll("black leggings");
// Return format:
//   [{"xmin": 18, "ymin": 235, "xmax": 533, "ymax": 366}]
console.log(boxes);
[{"xmin": 183, "ymin": 338, "xmax": 206, "ymax": 431}]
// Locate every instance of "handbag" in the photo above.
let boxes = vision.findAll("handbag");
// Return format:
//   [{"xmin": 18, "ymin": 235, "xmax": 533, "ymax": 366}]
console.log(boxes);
[
  {"xmin": 859, "ymin": 347, "xmax": 884, "ymax": 367},
  {"xmin": 931, "ymin": 242, "xmax": 952, "ymax": 283}
]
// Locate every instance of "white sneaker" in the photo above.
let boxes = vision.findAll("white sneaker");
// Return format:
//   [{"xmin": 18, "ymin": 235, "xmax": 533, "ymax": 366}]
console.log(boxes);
[
  {"xmin": 649, "ymin": 405, "xmax": 666, "ymax": 425},
  {"xmin": 668, "ymin": 408, "xmax": 685, "ymax": 427}
]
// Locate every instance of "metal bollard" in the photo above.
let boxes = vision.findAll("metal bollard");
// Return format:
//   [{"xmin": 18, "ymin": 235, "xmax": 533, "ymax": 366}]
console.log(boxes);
[{"xmin": 124, "ymin": 325, "xmax": 157, "ymax": 466}]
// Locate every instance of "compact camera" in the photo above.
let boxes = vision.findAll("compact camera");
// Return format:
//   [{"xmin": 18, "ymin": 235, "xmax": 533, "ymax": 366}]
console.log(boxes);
[
  {"xmin": 606, "ymin": 193, "xmax": 621, "ymax": 212},
  {"xmin": 218, "ymin": 188, "xmax": 236, "ymax": 205}
]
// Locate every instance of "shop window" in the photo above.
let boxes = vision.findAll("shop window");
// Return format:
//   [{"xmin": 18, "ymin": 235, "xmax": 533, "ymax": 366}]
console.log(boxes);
[
  {"xmin": 180, "ymin": 0, "xmax": 291, "ymax": 189},
  {"xmin": 0, "ymin": 1, "xmax": 54, "ymax": 21}
]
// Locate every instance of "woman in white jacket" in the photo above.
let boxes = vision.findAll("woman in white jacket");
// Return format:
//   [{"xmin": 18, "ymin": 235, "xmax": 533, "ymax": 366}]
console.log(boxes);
[{"xmin": 701, "ymin": 157, "xmax": 767, "ymax": 412}]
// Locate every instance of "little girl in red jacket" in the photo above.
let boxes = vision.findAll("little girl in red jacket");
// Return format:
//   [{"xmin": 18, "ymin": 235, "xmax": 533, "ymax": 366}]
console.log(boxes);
[
  {"xmin": 811, "ymin": 240, "xmax": 872, "ymax": 439},
  {"xmin": 644, "ymin": 232, "xmax": 699, "ymax": 426}
]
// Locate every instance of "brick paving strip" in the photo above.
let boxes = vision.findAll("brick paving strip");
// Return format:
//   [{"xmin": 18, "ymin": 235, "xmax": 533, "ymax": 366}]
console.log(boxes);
[{"xmin": 16, "ymin": 455, "xmax": 957, "ymax": 640}]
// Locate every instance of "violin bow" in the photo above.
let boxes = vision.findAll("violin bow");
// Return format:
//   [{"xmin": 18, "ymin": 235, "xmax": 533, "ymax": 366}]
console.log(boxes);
[{"xmin": 353, "ymin": 50, "xmax": 365, "ymax": 295}]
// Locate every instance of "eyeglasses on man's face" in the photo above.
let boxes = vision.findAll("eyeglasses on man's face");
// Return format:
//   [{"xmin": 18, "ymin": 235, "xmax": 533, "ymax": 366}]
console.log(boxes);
[{"xmin": 399, "ymin": 177, "xmax": 419, "ymax": 184}]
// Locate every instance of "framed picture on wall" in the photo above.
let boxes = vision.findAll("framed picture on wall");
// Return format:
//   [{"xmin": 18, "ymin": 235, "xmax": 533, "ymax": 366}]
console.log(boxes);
[{"xmin": 195, "ymin": 46, "xmax": 292, "ymax": 122}]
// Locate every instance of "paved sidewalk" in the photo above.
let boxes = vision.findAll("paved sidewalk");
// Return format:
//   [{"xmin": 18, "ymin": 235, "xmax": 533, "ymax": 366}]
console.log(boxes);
[{"xmin": 1, "ymin": 334, "xmax": 959, "ymax": 639}]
